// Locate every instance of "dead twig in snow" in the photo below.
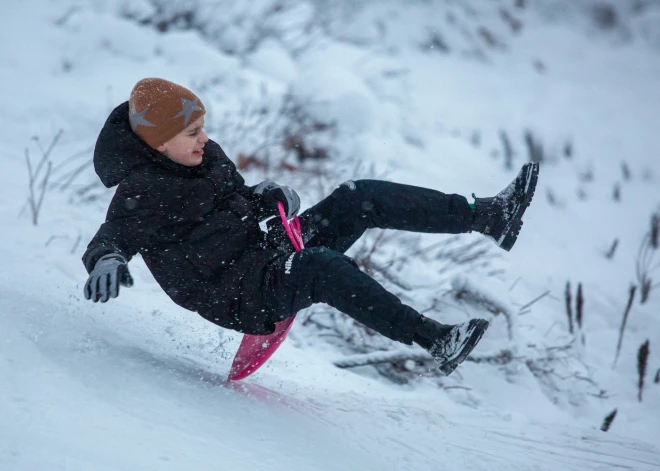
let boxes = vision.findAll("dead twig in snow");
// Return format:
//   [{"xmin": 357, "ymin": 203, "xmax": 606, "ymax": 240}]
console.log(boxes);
[{"xmin": 613, "ymin": 285, "xmax": 637, "ymax": 368}]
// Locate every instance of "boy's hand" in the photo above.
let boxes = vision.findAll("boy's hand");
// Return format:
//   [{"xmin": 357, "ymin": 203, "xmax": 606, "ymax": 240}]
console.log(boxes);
[
  {"xmin": 254, "ymin": 181, "xmax": 300, "ymax": 219},
  {"xmin": 84, "ymin": 254, "xmax": 134, "ymax": 303}
]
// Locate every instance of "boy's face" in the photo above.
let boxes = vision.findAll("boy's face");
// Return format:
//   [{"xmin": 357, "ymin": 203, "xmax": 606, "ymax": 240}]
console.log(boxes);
[{"xmin": 157, "ymin": 116, "xmax": 208, "ymax": 167}]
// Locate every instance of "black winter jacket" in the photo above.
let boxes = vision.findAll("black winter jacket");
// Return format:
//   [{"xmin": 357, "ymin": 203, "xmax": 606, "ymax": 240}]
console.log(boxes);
[{"xmin": 83, "ymin": 102, "xmax": 287, "ymax": 334}]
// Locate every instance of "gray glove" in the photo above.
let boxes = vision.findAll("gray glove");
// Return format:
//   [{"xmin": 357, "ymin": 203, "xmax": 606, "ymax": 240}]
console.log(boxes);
[
  {"xmin": 84, "ymin": 254, "xmax": 134, "ymax": 303},
  {"xmin": 254, "ymin": 181, "xmax": 300, "ymax": 219}
]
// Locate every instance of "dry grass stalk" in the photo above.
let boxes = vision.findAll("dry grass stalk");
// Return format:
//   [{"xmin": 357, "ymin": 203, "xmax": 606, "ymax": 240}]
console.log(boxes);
[
  {"xmin": 565, "ymin": 281, "xmax": 574, "ymax": 334},
  {"xmin": 499, "ymin": 8, "xmax": 522, "ymax": 33},
  {"xmin": 563, "ymin": 140, "xmax": 573, "ymax": 159},
  {"xmin": 524, "ymin": 130, "xmax": 544, "ymax": 162},
  {"xmin": 605, "ymin": 238, "xmax": 619, "ymax": 260},
  {"xmin": 499, "ymin": 130, "xmax": 514, "ymax": 170},
  {"xmin": 601, "ymin": 409, "xmax": 617, "ymax": 432},
  {"xmin": 637, "ymin": 340, "xmax": 650, "ymax": 402},
  {"xmin": 576, "ymin": 283, "xmax": 584, "ymax": 331},
  {"xmin": 621, "ymin": 162, "xmax": 631, "ymax": 181},
  {"xmin": 613, "ymin": 285, "xmax": 636, "ymax": 368},
  {"xmin": 576, "ymin": 282, "xmax": 585, "ymax": 345}
]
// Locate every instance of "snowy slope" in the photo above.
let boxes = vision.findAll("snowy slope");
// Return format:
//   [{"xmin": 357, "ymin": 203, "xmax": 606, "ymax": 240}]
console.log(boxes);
[
  {"xmin": 1, "ymin": 0, "xmax": 660, "ymax": 470},
  {"xmin": 1, "ymin": 261, "xmax": 657, "ymax": 470}
]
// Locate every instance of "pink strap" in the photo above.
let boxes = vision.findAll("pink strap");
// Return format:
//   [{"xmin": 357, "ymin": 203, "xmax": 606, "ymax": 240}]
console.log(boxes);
[{"xmin": 277, "ymin": 202, "xmax": 304, "ymax": 251}]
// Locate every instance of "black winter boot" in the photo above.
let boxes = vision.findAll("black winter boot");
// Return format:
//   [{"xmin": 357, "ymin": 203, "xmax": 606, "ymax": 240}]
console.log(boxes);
[
  {"xmin": 413, "ymin": 316, "xmax": 489, "ymax": 376},
  {"xmin": 472, "ymin": 162, "xmax": 539, "ymax": 251}
]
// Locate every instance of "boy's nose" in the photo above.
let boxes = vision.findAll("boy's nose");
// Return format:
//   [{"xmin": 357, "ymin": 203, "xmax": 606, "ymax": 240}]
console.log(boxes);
[{"xmin": 200, "ymin": 132, "xmax": 209, "ymax": 143}]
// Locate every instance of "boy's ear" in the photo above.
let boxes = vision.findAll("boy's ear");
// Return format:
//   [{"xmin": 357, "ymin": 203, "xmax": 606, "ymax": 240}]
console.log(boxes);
[{"xmin": 156, "ymin": 144, "xmax": 166, "ymax": 152}]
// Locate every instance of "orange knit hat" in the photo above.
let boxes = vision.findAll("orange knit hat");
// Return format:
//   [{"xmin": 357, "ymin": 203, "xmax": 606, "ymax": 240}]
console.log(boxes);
[{"xmin": 128, "ymin": 78, "xmax": 206, "ymax": 149}]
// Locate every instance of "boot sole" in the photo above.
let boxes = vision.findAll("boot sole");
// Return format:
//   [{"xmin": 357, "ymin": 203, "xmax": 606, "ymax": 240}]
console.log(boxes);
[
  {"xmin": 499, "ymin": 162, "xmax": 539, "ymax": 251},
  {"xmin": 438, "ymin": 319, "xmax": 489, "ymax": 376}
]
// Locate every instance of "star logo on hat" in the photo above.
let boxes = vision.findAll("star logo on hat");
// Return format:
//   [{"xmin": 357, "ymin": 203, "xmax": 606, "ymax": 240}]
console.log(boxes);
[
  {"xmin": 129, "ymin": 100, "xmax": 155, "ymax": 131},
  {"xmin": 173, "ymin": 98, "xmax": 203, "ymax": 126}
]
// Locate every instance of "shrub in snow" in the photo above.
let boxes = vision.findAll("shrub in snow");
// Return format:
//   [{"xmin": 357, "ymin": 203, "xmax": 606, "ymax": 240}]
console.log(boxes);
[
  {"xmin": 635, "ymin": 211, "xmax": 660, "ymax": 304},
  {"xmin": 119, "ymin": 0, "xmax": 320, "ymax": 57}
]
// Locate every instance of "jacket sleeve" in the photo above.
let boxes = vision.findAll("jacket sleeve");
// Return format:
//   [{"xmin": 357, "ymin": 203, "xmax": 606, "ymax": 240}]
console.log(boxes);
[
  {"xmin": 82, "ymin": 178, "xmax": 167, "ymax": 273},
  {"xmin": 82, "ymin": 222, "xmax": 135, "ymax": 273}
]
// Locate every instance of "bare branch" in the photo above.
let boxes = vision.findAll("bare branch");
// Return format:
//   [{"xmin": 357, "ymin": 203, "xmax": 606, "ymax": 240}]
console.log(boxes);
[
  {"xmin": 519, "ymin": 290, "xmax": 550, "ymax": 312},
  {"xmin": 24, "ymin": 131, "xmax": 62, "ymax": 225},
  {"xmin": 565, "ymin": 281, "xmax": 574, "ymax": 334},
  {"xmin": 333, "ymin": 348, "xmax": 515, "ymax": 369},
  {"xmin": 70, "ymin": 233, "xmax": 82, "ymax": 255},
  {"xmin": 452, "ymin": 275, "xmax": 516, "ymax": 341},
  {"xmin": 34, "ymin": 162, "xmax": 52, "ymax": 224}
]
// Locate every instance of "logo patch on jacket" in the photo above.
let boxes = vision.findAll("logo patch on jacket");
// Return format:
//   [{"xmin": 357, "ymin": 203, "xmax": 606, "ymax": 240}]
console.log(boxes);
[{"xmin": 285, "ymin": 253, "xmax": 295, "ymax": 274}]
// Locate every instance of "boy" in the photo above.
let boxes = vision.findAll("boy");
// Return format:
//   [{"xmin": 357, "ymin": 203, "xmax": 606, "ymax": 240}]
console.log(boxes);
[{"xmin": 83, "ymin": 78, "xmax": 539, "ymax": 376}]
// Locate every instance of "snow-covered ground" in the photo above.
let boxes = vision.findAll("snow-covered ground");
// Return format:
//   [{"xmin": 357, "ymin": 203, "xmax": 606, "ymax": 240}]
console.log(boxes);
[{"xmin": 1, "ymin": 0, "xmax": 660, "ymax": 469}]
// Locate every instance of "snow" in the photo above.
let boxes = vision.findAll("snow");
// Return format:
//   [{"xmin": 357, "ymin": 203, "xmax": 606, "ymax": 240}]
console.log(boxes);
[
  {"xmin": 2, "ymin": 0, "xmax": 660, "ymax": 470},
  {"xmin": 246, "ymin": 39, "xmax": 299, "ymax": 84}
]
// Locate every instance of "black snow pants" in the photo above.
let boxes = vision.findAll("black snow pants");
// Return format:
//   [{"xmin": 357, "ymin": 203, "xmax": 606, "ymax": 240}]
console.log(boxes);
[{"xmin": 261, "ymin": 179, "xmax": 474, "ymax": 344}]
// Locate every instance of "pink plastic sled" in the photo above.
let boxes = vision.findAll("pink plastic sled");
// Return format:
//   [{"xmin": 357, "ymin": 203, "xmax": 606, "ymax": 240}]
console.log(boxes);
[{"xmin": 228, "ymin": 202, "xmax": 304, "ymax": 381}]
